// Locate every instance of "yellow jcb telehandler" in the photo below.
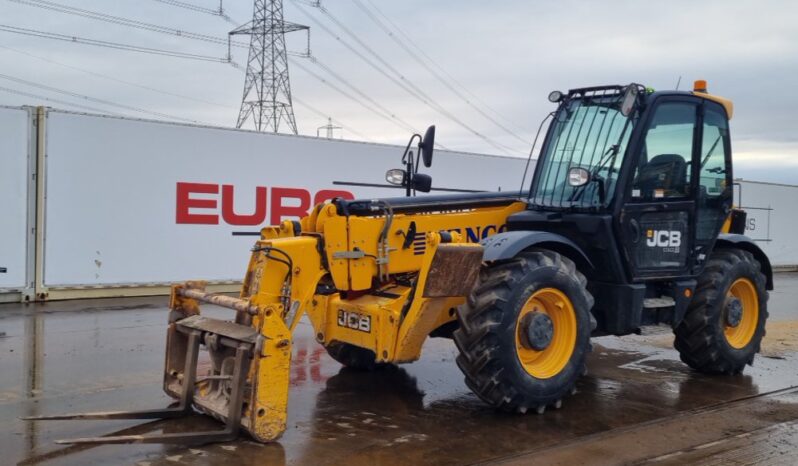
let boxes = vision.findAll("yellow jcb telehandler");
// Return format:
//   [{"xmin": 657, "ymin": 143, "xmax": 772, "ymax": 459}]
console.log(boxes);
[{"xmin": 27, "ymin": 80, "xmax": 772, "ymax": 445}]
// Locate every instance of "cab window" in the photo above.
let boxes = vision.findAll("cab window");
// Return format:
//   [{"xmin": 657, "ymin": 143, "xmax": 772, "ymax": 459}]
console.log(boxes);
[
  {"xmin": 699, "ymin": 106, "xmax": 730, "ymax": 198},
  {"xmin": 632, "ymin": 102, "xmax": 697, "ymax": 200},
  {"xmin": 696, "ymin": 103, "xmax": 732, "ymax": 242}
]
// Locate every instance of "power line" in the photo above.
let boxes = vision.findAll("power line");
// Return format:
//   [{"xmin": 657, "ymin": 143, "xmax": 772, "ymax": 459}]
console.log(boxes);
[
  {"xmin": 0, "ymin": 49, "xmax": 369, "ymax": 141},
  {"xmin": 314, "ymin": 4, "xmax": 522, "ymax": 154},
  {"xmin": 8, "ymin": 0, "xmax": 456, "ymax": 146},
  {"xmin": 287, "ymin": 7, "xmax": 422, "ymax": 111},
  {"xmin": 0, "ymin": 56, "xmax": 368, "ymax": 143},
  {"xmin": 3, "ymin": 0, "xmax": 507, "ymax": 149},
  {"xmin": 291, "ymin": 58, "xmax": 409, "ymax": 132},
  {"xmin": 9, "ymin": 0, "xmax": 250, "ymax": 50},
  {"xmin": 0, "ymin": 72, "xmax": 211, "ymax": 123},
  {"xmin": 296, "ymin": 0, "xmax": 517, "ymax": 153},
  {"xmin": 0, "ymin": 24, "xmax": 230, "ymax": 62},
  {"xmin": 0, "ymin": 43, "xmax": 230, "ymax": 109},
  {"xmin": 351, "ymin": 0, "xmax": 530, "ymax": 147},
  {"xmin": 0, "ymin": 23, "xmax": 405, "ymax": 138},
  {"xmin": 290, "ymin": 3, "xmax": 473, "ymax": 147},
  {"xmin": 305, "ymin": 56, "xmax": 420, "ymax": 134},
  {"xmin": 289, "ymin": 0, "xmax": 519, "ymax": 155},
  {"xmin": 153, "ymin": 0, "xmax": 236, "ymax": 24},
  {"xmin": 221, "ymin": 7, "xmax": 424, "ymax": 141},
  {"xmin": 10, "ymin": 0, "xmax": 303, "ymax": 63},
  {"xmin": 0, "ymin": 84, "xmax": 125, "ymax": 115},
  {"xmin": 362, "ymin": 0, "xmax": 530, "ymax": 136},
  {"xmin": 304, "ymin": 57, "xmax": 450, "ymax": 149}
]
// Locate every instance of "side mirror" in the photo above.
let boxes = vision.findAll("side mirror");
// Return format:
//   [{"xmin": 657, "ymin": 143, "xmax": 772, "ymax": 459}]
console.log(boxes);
[
  {"xmin": 620, "ymin": 84, "xmax": 639, "ymax": 117},
  {"xmin": 412, "ymin": 173, "xmax": 432, "ymax": 193},
  {"xmin": 385, "ymin": 168, "xmax": 407, "ymax": 186},
  {"xmin": 420, "ymin": 125, "xmax": 435, "ymax": 168},
  {"xmin": 567, "ymin": 167, "xmax": 590, "ymax": 187}
]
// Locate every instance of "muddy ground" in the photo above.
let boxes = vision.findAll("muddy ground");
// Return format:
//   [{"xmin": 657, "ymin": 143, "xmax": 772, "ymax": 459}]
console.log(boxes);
[{"xmin": 1, "ymin": 273, "xmax": 797, "ymax": 465}]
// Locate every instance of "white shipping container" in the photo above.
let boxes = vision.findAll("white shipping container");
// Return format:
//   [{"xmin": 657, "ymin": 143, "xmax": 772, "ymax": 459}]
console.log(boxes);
[
  {"xmin": 0, "ymin": 106, "xmax": 31, "ymax": 290},
  {"xmin": 42, "ymin": 110, "xmax": 529, "ymax": 287},
  {"xmin": 736, "ymin": 180, "xmax": 796, "ymax": 267},
  {"xmin": 1, "ymin": 108, "xmax": 795, "ymax": 297}
]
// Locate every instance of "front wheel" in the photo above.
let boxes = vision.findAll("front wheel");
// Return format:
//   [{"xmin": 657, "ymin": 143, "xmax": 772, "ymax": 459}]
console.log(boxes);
[
  {"xmin": 674, "ymin": 248, "xmax": 769, "ymax": 374},
  {"xmin": 454, "ymin": 249, "xmax": 594, "ymax": 414}
]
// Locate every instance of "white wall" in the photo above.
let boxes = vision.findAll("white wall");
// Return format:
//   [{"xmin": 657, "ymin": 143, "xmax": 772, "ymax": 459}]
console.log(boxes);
[
  {"xmin": 2, "ymin": 109, "xmax": 796, "ymax": 295},
  {"xmin": 736, "ymin": 180, "xmax": 797, "ymax": 267},
  {"xmin": 42, "ymin": 111, "xmax": 528, "ymax": 287},
  {"xmin": 0, "ymin": 106, "xmax": 30, "ymax": 290}
]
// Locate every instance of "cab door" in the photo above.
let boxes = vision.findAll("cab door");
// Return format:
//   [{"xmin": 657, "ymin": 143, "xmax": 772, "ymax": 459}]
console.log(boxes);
[
  {"xmin": 618, "ymin": 97, "xmax": 699, "ymax": 279},
  {"xmin": 692, "ymin": 101, "xmax": 734, "ymax": 273}
]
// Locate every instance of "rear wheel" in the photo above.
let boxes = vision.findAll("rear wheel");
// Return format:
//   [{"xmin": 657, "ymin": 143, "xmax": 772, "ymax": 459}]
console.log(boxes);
[
  {"xmin": 674, "ymin": 248, "xmax": 768, "ymax": 374},
  {"xmin": 325, "ymin": 341, "xmax": 386, "ymax": 371},
  {"xmin": 454, "ymin": 249, "xmax": 593, "ymax": 413}
]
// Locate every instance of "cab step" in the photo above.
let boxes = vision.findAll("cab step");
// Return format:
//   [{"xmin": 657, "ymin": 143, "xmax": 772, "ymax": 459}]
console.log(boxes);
[{"xmin": 643, "ymin": 297, "xmax": 676, "ymax": 309}]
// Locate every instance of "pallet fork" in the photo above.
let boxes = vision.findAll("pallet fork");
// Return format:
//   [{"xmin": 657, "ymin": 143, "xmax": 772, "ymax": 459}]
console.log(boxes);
[{"xmin": 23, "ymin": 283, "xmax": 276, "ymax": 445}]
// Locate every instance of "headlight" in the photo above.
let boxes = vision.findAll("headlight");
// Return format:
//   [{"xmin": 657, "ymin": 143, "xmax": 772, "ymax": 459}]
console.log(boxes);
[
  {"xmin": 385, "ymin": 169, "xmax": 407, "ymax": 186},
  {"xmin": 548, "ymin": 90, "xmax": 564, "ymax": 103},
  {"xmin": 567, "ymin": 167, "xmax": 590, "ymax": 187}
]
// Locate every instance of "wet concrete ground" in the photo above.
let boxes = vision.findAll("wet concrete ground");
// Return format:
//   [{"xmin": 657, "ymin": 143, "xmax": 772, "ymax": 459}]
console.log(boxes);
[{"xmin": 1, "ymin": 273, "xmax": 797, "ymax": 465}]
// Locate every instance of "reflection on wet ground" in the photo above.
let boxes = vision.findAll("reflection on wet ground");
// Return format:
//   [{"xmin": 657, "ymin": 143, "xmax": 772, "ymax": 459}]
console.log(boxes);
[{"xmin": 0, "ymin": 275, "xmax": 797, "ymax": 465}]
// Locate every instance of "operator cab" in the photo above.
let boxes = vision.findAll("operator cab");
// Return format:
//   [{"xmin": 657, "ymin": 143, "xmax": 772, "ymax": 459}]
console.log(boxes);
[{"xmin": 511, "ymin": 81, "xmax": 739, "ymax": 334}]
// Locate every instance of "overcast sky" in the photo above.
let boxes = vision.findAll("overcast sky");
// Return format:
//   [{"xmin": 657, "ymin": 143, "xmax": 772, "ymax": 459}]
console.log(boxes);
[{"xmin": 1, "ymin": 0, "xmax": 796, "ymax": 184}]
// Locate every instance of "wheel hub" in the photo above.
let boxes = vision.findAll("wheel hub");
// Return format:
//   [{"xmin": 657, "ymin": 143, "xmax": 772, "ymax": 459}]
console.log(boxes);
[
  {"xmin": 523, "ymin": 311, "xmax": 554, "ymax": 351},
  {"xmin": 725, "ymin": 297, "xmax": 743, "ymax": 328}
]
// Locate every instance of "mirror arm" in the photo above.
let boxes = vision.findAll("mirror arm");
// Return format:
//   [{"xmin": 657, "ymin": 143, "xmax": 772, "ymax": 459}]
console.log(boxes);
[
  {"xmin": 593, "ymin": 175, "xmax": 606, "ymax": 205},
  {"xmin": 401, "ymin": 134, "xmax": 422, "ymax": 164},
  {"xmin": 406, "ymin": 150, "xmax": 414, "ymax": 197},
  {"xmin": 414, "ymin": 145, "xmax": 422, "ymax": 174}
]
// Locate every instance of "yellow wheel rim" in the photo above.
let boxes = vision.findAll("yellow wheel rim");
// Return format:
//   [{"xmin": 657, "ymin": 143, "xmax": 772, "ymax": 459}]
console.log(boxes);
[
  {"xmin": 723, "ymin": 278, "xmax": 759, "ymax": 349},
  {"xmin": 515, "ymin": 288, "xmax": 577, "ymax": 379}
]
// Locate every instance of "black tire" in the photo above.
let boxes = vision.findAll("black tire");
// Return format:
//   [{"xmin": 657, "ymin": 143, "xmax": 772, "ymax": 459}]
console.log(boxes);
[
  {"xmin": 674, "ymin": 248, "xmax": 769, "ymax": 374},
  {"xmin": 325, "ymin": 341, "xmax": 386, "ymax": 371},
  {"xmin": 453, "ymin": 249, "xmax": 594, "ymax": 414}
]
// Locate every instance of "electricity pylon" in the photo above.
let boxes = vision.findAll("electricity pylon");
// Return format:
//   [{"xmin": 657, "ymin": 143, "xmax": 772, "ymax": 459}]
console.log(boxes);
[{"xmin": 231, "ymin": 0, "xmax": 308, "ymax": 133}]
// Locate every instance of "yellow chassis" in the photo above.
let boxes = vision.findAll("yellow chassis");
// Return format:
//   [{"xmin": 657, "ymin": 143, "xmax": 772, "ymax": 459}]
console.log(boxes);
[{"xmin": 165, "ymin": 198, "xmax": 526, "ymax": 442}]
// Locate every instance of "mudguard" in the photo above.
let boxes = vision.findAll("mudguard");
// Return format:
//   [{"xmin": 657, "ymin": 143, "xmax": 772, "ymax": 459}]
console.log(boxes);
[
  {"xmin": 481, "ymin": 230, "xmax": 593, "ymax": 271},
  {"xmin": 716, "ymin": 234, "xmax": 773, "ymax": 290}
]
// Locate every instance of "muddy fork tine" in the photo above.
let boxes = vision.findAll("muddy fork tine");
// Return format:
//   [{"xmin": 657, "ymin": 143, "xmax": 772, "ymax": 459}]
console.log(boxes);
[
  {"xmin": 51, "ymin": 343, "xmax": 249, "ymax": 446},
  {"xmin": 22, "ymin": 331, "xmax": 202, "ymax": 422},
  {"xmin": 21, "ymin": 407, "xmax": 189, "ymax": 421},
  {"xmin": 54, "ymin": 430, "xmax": 238, "ymax": 445}
]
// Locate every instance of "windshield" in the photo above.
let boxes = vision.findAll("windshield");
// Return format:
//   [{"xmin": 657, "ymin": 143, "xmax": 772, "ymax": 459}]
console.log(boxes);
[{"xmin": 530, "ymin": 90, "xmax": 635, "ymax": 208}]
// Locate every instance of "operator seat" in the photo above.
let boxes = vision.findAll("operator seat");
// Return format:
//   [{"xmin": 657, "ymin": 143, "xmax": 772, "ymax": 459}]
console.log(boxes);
[{"xmin": 636, "ymin": 153, "xmax": 688, "ymax": 197}]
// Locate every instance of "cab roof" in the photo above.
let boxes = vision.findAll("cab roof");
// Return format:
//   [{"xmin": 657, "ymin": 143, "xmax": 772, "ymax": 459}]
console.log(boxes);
[{"xmin": 564, "ymin": 82, "xmax": 734, "ymax": 120}]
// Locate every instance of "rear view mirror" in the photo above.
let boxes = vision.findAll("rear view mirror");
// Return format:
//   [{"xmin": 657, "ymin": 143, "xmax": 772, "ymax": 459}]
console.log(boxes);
[
  {"xmin": 396, "ymin": 125, "xmax": 436, "ymax": 196},
  {"xmin": 620, "ymin": 85, "xmax": 639, "ymax": 117},
  {"xmin": 420, "ymin": 125, "xmax": 435, "ymax": 168}
]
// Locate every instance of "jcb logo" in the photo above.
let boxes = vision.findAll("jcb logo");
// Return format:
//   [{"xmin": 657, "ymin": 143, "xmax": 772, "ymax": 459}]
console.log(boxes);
[
  {"xmin": 337, "ymin": 310, "xmax": 371, "ymax": 333},
  {"xmin": 646, "ymin": 230, "xmax": 681, "ymax": 248}
]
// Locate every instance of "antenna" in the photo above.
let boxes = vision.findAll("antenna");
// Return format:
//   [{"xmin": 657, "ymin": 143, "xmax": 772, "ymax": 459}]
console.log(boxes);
[{"xmin": 675, "ymin": 76, "xmax": 682, "ymax": 91}]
